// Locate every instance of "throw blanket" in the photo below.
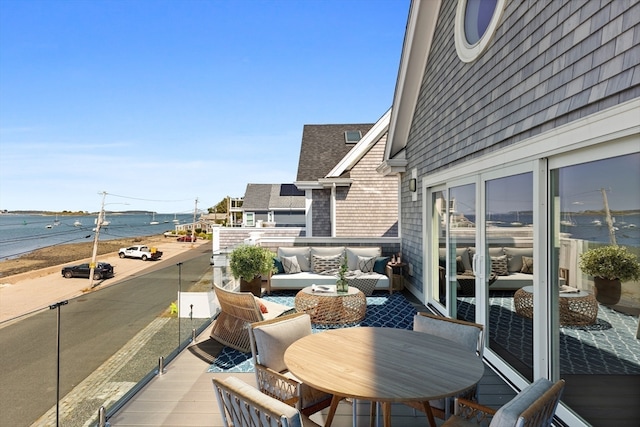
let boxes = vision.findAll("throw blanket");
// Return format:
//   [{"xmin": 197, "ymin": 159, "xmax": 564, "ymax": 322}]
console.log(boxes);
[{"xmin": 319, "ymin": 269, "xmax": 379, "ymax": 295}]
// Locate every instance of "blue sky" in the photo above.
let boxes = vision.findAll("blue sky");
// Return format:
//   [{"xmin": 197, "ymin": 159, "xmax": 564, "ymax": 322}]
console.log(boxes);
[{"xmin": 0, "ymin": 0, "xmax": 410, "ymax": 214}]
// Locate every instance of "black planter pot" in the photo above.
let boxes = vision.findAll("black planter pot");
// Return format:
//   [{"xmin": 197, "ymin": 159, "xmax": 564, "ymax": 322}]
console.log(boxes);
[
  {"xmin": 240, "ymin": 276, "xmax": 262, "ymax": 297},
  {"xmin": 593, "ymin": 277, "xmax": 621, "ymax": 306}
]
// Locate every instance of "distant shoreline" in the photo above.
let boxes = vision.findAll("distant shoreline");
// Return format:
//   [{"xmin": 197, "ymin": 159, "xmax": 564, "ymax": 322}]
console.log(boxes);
[{"xmin": 0, "ymin": 234, "xmax": 169, "ymax": 278}]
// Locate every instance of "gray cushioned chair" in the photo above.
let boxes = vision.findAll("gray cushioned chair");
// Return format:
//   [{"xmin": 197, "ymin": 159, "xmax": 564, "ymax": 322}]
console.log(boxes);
[
  {"xmin": 404, "ymin": 312, "xmax": 485, "ymax": 420},
  {"xmin": 212, "ymin": 376, "xmax": 321, "ymax": 427},
  {"xmin": 442, "ymin": 378, "xmax": 565, "ymax": 427},
  {"xmin": 248, "ymin": 312, "xmax": 332, "ymax": 417}
]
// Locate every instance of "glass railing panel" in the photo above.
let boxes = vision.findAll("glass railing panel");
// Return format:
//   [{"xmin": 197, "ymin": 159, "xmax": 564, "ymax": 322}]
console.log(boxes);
[{"xmin": 0, "ymin": 252, "xmax": 214, "ymax": 427}]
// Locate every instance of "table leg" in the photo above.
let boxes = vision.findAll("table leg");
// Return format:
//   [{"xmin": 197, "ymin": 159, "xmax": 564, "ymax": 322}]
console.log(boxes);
[
  {"xmin": 381, "ymin": 402, "xmax": 392, "ymax": 427},
  {"xmin": 325, "ymin": 395, "xmax": 342, "ymax": 427},
  {"xmin": 369, "ymin": 401, "xmax": 377, "ymax": 427},
  {"xmin": 420, "ymin": 401, "xmax": 437, "ymax": 427}
]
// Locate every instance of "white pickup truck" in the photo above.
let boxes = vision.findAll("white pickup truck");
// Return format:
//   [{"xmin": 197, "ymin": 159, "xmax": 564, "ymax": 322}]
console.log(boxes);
[{"xmin": 118, "ymin": 245, "xmax": 163, "ymax": 261}]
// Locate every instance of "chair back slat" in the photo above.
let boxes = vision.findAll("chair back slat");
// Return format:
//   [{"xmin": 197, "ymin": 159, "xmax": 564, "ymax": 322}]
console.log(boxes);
[{"xmin": 213, "ymin": 376, "xmax": 302, "ymax": 427}]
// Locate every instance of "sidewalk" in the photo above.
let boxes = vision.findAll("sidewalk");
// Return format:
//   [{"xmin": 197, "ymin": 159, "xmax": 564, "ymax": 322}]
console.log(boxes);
[{"xmin": 0, "ymin": 239, "xmax": 209, "ymax": 323}]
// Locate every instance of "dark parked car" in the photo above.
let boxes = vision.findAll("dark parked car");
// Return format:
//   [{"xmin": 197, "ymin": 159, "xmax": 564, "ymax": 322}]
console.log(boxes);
[
  {"xmin": 61, "ymin": 262, "xmax": 114, "ymax": 280},
  {"xmin": 177, "ymin": 235, "xmax": 196, "ymax": 242}
]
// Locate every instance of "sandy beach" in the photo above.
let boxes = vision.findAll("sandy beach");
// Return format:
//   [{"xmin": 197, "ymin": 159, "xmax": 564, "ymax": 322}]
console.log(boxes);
[{"xmin": 0, "ymin": 235, "xmax": 209, "ymax": 323}]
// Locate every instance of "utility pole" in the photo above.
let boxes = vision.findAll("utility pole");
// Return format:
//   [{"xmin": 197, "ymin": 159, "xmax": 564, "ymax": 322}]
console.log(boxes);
[
  {"xmin": 601, "ymin": 188, "xmax": 617, "ymax": 245},
  {"xmin": 191, "ymin": 198, "xmax": 198, "ymax": 247},
  {"xmin": 89, "ymin": 191, "xmax": 107, "ymax": 288}
]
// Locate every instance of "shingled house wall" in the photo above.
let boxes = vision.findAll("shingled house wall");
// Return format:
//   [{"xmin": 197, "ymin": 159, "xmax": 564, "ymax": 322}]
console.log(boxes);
[{"xmin": 335, "ymin": 134, "xmax": 398, "ymax": 237}]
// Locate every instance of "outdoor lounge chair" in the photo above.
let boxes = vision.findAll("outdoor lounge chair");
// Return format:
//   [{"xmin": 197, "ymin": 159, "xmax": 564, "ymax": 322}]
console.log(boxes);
[
  {"xmin": 404, "ymin": 312, "xmax": 485, "ymax": 419},
  {"xmin": 248, "ymin": 313, "xmax": 332, "ymax": 417},
  {"xmin": 441, "ymin": 378, "xmax": 565, "ymax": 427},
  {"xmin": 210, "ymin": 284, "xmax": 293, "ymax": 352},
  {"xmin": 212, "ymin": 376, "xmax": 322, "ymax": 427}
]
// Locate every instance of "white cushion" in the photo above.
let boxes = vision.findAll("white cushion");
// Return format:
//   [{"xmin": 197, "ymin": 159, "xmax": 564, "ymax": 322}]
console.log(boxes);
[
  {"xmin": 282, "ymin": 255, "xmax": 302, "ymax": 274},
  {"xmin": 278, "ymin": 247, "xmax": 311, "ymax": 272},
  {"xmin": 503, "ymin": 247, "xmax": 533, "ymax": 273},
  {"xmin": 312, "ymin": 254, "xmax": 343, "ymax": 273},
  {"xmin": 357, "ymin": 256, "xmax": 375, "ymax": 273},
  {"xmin": 346, "ymin": 247, "xmax": 381, "ymax": 271},
  {"xmin": 252, "ymin": 314, "xmax": 311, "ymax": 373}
]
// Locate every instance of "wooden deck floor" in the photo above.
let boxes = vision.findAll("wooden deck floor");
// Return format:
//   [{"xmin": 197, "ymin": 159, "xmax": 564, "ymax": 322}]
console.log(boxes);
[
  {"xmin": 108, "ymin": 290, "xmax": 517, "ymax": 427},
  {"xmin": 106, "ymin": 288, "xmax": 640, "ymax": 426},
  {"xmin": 107, "ymin": 323, "xmax": 515, "ymax": 427}
]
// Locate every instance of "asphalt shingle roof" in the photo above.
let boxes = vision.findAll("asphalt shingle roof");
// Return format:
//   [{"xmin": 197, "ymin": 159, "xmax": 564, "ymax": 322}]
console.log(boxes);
[
  {"xmin": 296, "ymin": 123, "xmax": 374, "ymax": 181},
  {"xmin": 242, "ymin": 183, "xmax": 305, "ymax": 210}
]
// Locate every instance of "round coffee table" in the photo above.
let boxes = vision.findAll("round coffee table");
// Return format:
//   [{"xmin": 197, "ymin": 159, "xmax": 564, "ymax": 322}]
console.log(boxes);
[
  {"xmin": 514, "ymin": 285, "xmax": 598, "ymax": 326},
  {"xmin": 294, "ymin": 286, "xmax": 366, "ymax": 325}
]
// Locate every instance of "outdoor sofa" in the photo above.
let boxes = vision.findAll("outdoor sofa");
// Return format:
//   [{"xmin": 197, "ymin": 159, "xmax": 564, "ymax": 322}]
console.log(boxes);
[
  {"xmin": 442, "ymin": 246, "xmax": 537, "ymax": 292},
  {"xmin": 267, "ymin": 246, "xmax": 391, "ymax": 294}
]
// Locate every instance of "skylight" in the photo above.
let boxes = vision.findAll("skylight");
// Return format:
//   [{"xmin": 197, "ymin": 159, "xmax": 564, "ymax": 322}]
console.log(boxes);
[{"xmin": 345, "ymin": 130, "xmax": 362, "ymax": 143}]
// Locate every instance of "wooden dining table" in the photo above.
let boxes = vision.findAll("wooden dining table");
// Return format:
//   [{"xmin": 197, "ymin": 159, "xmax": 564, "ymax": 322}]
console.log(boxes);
[{"xmin": 284, "ymin": 327, "xmax": 485, "ymax": 427}]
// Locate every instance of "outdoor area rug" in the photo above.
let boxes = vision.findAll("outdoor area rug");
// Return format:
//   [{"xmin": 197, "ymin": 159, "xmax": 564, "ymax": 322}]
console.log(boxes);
[
  {"xmin": 457, "ymin": 292, "xmax": 640, "ymax": 375},
  {"xmin": 207, "ymin": 291, "xmax": 417, "ymax": 373}
]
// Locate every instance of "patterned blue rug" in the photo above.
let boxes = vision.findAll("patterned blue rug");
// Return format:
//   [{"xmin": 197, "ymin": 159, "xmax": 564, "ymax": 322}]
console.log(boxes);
[
  {"xmin": 457, "ymin": 292, "xmax": 640, "ymax": 375},
  {"xmin": 208, "ymin": 291, "xmax": 417, "ymax": 373}
]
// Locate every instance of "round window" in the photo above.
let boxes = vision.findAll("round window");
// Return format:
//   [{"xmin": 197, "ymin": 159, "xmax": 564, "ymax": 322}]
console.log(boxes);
[{"xmin": 455, "ymin": 0, "xmax": 506, "ymax": 62}]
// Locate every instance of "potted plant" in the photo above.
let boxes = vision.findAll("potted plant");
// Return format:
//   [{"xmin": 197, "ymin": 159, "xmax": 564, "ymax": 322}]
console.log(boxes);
[
  {"xmin": 229, "ymin": 244, "xmax": 276, "ymax": 296},
  {"xmin": 578, "ymin": 245, "xmax": 640, "ymax": 305}
]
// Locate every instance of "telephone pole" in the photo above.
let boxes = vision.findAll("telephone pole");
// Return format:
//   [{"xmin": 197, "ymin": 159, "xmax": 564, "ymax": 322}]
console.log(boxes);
[
  {"xmin": 89, "ymin": 191, "xmax": 107, "ymax": 288},
  {"xmin": 191, "ymin": 198, "xmax": 198, "ymax": 247}
]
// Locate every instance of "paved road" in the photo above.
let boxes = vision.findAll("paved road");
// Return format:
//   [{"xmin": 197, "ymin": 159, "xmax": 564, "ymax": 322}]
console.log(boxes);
[{"xmin": 0, "ymin": 245, "xmax": 212, "ymax": 427}]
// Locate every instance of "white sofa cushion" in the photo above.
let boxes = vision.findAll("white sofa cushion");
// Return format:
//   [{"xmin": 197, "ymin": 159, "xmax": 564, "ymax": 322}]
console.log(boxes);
[
  {"xmin": 252, "ymin": 313, "xmax": 312, "ymax": 373},
  {"xmin": 282, "ymin": 255, "xmax": 302, "ymax": 274},
  {"xmin": 278, "ymin": 247, "xmax": 311, "ymax": 272},
  {"xmin": 312, "ymin": 254, "xmax": 343, "ymax": 273},
  {"xmin": 503, "ymin": 247, "xmax": 534, "ymax": 273},
  {"xmin": 346, "ymin": 247, "xmax": 381, "ymax": 271}
]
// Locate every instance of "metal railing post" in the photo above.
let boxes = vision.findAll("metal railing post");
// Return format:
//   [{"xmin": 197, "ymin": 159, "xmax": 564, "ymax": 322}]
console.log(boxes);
[
  {"xmin": 158, "ymin": 356, "xmax": 165, "ymax": 375},
  {"xmin": 97, "ymin": 406, "xmax": 106, "ymax": 427}
]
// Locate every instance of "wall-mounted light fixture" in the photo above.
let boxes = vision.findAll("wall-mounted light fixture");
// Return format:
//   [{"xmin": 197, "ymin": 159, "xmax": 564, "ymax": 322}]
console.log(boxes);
[{"xmin": 409, "ymin": 178, "xmax": 417, "ymax": 192}]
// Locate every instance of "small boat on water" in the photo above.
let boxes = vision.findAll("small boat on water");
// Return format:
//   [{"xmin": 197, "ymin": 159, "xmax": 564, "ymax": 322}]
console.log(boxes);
[
  {"xmin": 149, "ymin": 212, "xmax": 159, "ymax": 225},
  {"xmin": 74, "ymin": 220, "xmax": 82, "ymax": 227},
  {"xmin": 46, "ymin": 224, "xmax": 53, "ymax": 229}
]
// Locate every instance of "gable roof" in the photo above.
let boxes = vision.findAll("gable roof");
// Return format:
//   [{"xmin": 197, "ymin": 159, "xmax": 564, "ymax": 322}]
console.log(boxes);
[
  {"xmin": 296, "ymin": 123, "xmax": 375, "ymax": 182},
  {"xmin": 385, "ymin": 0, "xmax": 441, "ymax": 163},
  {"xmin": 327, "ymin": 108, "xmax": 391, "ymax": 178},
  {"xmin": 242, "ymin": 183, "xmax": 305, "ymax": 211}
]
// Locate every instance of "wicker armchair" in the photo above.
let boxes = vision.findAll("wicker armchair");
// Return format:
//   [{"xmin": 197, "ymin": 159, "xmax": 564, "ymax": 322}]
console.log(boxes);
[
  {"xmin": 248, "ymin": 313, "xmax": 332, "ymax": 417},
  {"xmin": 443, "ymin": 378, "xmax": 565, "ymax": 427},
  {"xmin": 212, "ymin": 376, "xmax": 322, "ymax": 427},
  {"xmin": 210, "ymin": 285, "xmax": 293, "ymax": 352},
  {"xmin": 404, "ymin": 312, "xmax": 484, "ymax": 420}
]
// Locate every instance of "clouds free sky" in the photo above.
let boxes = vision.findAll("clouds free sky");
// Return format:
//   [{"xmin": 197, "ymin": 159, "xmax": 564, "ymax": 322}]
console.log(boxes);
[{"xmin": 0, "ymin": 0, "xmax": 410, "ymax": 214}]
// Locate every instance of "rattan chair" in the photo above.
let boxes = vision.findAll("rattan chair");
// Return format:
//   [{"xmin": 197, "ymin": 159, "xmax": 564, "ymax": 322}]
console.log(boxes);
[
  {"xmin": 212, "ymin": 376, "xmax": 322, "ymax": 427},
  {"xmin": 442, "ymin": 378, "xmax": 565, "ymax": 427},
  {"xmin": 210, "ymin": 284, "xmax": 293, "ymax": 352},
  {"xmin": 248, "ymin": 313, "xmax": 332, "ymax": 417},
  {"xmin": 405, "ymin": 312, "xmax": 485, "ymax": 420}
]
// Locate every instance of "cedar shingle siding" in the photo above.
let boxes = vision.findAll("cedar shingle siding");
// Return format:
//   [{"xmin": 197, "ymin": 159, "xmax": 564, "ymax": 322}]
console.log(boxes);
[
  {"xmin": 312, "ymin": 189, "xmax": 331, "ymax": 236},
  {"xmin": 401, "ymin": 0, "xmax": 640, "ymax": 292},
  {"xmin": 335, "ymin": 134, "xmax": 398, "ymax": 237}
]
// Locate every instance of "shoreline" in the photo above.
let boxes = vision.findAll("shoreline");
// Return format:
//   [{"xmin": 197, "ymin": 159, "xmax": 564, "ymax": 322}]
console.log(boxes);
[
  {"xmin": 0, "ymin": 238, "xmax": 209, "ymax": 323},
  {"xmin": 0, "ymin": 234, "xmax": 182, "ymax": 279}
]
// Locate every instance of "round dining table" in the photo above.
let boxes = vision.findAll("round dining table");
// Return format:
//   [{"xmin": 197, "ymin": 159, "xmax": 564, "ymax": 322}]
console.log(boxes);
[{"xmin": 284, "ymin": 326, "xmax": 485, "ymax": 427}]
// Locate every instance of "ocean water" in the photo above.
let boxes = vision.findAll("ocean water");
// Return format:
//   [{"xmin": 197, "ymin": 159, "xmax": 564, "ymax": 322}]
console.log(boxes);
[
  {"xmin": 468, "ymin": 212, "xmax": 639, "ymax": 248},
  {"xmin": 0, "ymin": 213, "xmax": 194, "ymax": 260}
]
